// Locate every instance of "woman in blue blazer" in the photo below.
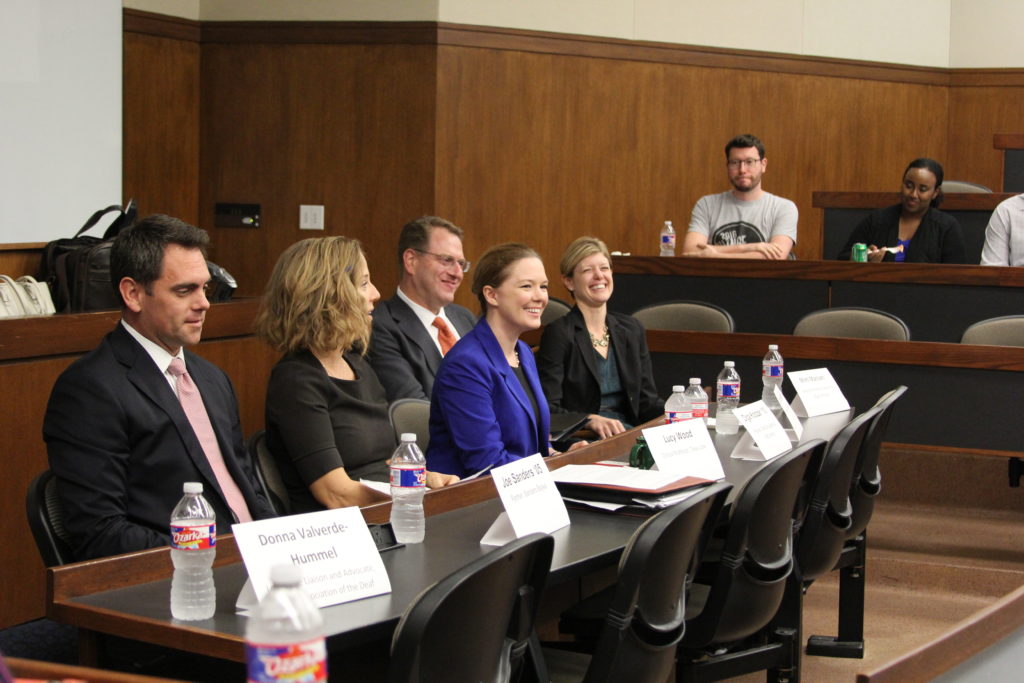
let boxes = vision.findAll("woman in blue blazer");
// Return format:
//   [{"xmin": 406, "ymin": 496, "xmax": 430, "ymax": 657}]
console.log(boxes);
[{"xmin": 428, "ymin": 243, "xmax": 580, "ymax": 477}]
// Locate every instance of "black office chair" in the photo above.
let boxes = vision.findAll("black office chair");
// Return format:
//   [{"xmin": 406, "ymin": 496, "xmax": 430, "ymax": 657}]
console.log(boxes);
[
  {"xmin": 676, "ymin": 439, "xmax": 828, "ymax": 683},
  {"xmin": 26, "ymin": 470, "xmax": 75, "ymax": 566},
  {"xmin": 542, "ymin": 296, "xmax": 573, "ymax": 326},
  {"xmin": 246, "ymin": 430, "xmax": 291, "ymax": 516},
  {"xmin": 806, "ymin": 386, "xmax": 907, "ymax": 659},
  {"xmin": 388, "ymin": 532, "xmax": 554, "ymax": 683},
  {"xmin": 388, "ymin": 398, "xmax": 431, "ymax": 453},
  {"xmin": 552, "ymin": 482, "xmax": 732, "ymax": 682},
  {"xmin": 631, "ymin": 300, "xmax": 735, "ymax": 333}
]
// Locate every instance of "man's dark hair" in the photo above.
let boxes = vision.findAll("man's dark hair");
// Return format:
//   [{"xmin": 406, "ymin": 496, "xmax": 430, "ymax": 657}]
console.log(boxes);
[
  {"xmin": 110, "ymin": 214, "xmax": 209, "ymax": 301},
  {"xmin": 725, "ymin": 134, "xmax": 765, "ymax": 160},
  {"xmin": 396, "ymin": 216, "xmax": 464, "ymax": 273}
]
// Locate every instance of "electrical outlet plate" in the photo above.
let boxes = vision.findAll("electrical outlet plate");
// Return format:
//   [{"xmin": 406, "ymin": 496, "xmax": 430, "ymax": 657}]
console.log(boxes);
[{"xmin": 299, "ymin": 205, "xmax": 325, "ymax": 230}]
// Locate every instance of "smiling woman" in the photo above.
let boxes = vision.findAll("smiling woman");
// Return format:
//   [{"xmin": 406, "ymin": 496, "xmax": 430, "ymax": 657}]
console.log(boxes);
[{"xmin": 427, "ymin": 243, "xmax": 572, "ymax": 477}]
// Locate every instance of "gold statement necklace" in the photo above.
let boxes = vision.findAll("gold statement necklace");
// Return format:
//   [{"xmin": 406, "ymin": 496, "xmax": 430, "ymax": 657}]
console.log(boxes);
[{"xmin": 589, "ymin": 326, "xmax": 610, "ymax": 348}]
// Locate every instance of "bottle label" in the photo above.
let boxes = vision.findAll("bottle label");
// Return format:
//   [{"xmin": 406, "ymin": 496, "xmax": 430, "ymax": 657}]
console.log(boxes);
[
  {"xmin": 246, "ymin": 638, "xmax": 327, "ymax": 683},
  {"xmin": 717, "ymin": 381, "xmax": 740, "ymax": 398},
  {"xmin": 762, "ymin": 363, "xmax": 783, "ymax": 379},
  {"xmin": 390, "ymin": 465, "xmax": 426, "ymax": 488},
  {"xmin": 665, "ymin": 410, "xmax": 693, "ymax": 423},
  {"xmin": 171, "ymin": 523, "xmax": 216, "ymax": 550},
  {"xmin": 690, "ymin": 402, "xmax": 709, "ymax": 419},
  {"xmin": 660, "ymin": 234, "xmax": 676, "ymax": 248}
]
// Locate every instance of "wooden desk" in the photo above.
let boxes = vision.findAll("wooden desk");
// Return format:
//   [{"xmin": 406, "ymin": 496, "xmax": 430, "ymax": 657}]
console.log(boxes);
[{"xmin": 48, "ymin": 413, "xmax": 852, "ymax": 666}]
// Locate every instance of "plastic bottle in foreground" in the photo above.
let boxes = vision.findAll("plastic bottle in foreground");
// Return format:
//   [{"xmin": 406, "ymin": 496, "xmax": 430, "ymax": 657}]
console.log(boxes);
[
  {"xmin": 246, "ymin": 564, "xmax": 327, "ymax": 683},
  {"xmin": 684, "ymin": 378, "xmax": 709, "ymax": 422},
  {"xmin": 664, "ymin": 384, "xmax": 691, "ymax": 423},
  {"xmin": 716, "ymin": 361, "xmax": 741, "ymax": 435},
  {"xmin": 659, "ymin": 220, "xmax": 676, "ymax": 257},
  {"xmin": 170, "ymin": 481, "xmax": 216, "ymax": 621},
  {"xmin": 390, "ymin": 433, "xmax": 426, "ymax": 544},
  {"xmin": 762, "ymin": 344, "xmax": 784, "ymax": 412}
]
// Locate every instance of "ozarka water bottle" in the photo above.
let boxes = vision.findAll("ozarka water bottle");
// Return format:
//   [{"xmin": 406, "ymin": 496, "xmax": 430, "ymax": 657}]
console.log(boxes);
[
  {"xmin": 246, "ymin": 564, "xmax": 327, "ymax": 683},
  {"xmin": 664, "ymin": 384, "xmax": 691, "ymax": 423},
  {"xmin": 684, "ymin": 378, "xmax": 709, "ymax": 422},
  {"xmin": 170, "ymin": 481, "xmax": 216, "ymax": 620},
  {"xmin": 390, "ymin": 433, "xmax": 426, "ymax": 543},
  {"xmin": 659, "ymin": 220, "xmax": 676, "ymax": 257},
  {"xmin": 762, "ymin": 344, "xmax": 784, "ymax": 413},
  {"xmin": 716, "ymin": 361, "xmax": 741, "ymax": 435}
]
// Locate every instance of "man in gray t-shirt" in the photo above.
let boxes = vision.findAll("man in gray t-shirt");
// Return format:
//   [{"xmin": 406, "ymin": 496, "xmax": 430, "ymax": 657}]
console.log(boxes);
[{"xmin": 683, "ymin": 134, "xmax": 798, "ymax": 260}]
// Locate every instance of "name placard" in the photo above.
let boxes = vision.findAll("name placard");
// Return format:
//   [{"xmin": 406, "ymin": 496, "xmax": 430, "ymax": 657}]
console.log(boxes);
[
  {"xmin": 642, "ymin": 419, "xmax": 725, "ymax": 480},
  {"xmin": 482, "ymin": 454, "xmax": 569, "ymax": 546},
  {"xmin": 232, "ymin": 507, "xmax": 390, "ymax": 609},
  {"xmin": 788, "ymin": 368, "xmax": 850, "ymax": 417},
  {"xmin": 732, "ymin": 400, "xmax": 792, "ymax": 460},
  {"xmin": 774, "ymin": 385, "xmax": 804, "ymax": 440}
]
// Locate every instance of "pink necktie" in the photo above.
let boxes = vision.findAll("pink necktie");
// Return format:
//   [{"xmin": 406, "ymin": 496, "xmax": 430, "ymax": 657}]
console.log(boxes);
[
  {"xmin": 168, "ymin": 358, "xmax": 252, "ymax": 523},
  {"xmin": 432, "ymin": 316, "xmax": 457, "ymax": 356}
]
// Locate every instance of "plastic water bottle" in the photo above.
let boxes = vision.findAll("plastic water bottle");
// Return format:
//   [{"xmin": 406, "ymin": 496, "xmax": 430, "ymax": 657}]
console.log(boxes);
[
  {"xmin": 716, "ymin": 361, "xmax": 741, "ymax": 435},
  {"xmin": 170, "ymin": 481, "xmax": 216, "ymax": 621},
  {"xmin": 664, "ymin": 385, "xmax": 691, "ymax": 423},
  {"xmin": 390, "ymin": 433, "xmax": 426, "ymax": 544},
  {"xmin": 246, "ymin": 564, "xmax": 327, "ymax": 683},
  {"xmin": 659, "ymin": 220, "xmax": 676, "ymax": 256},
  {"xmin": 762, "ymin": 344, "xmax": 784, "ymax": 413},
  {"xmin": 684, "ymin": 378, "xmax": 709, "ymax": 422}
]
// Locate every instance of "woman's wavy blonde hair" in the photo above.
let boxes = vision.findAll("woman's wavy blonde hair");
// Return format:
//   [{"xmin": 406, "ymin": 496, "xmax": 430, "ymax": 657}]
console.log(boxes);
[{"xmin": 255, "ymin": 236, "xmax": 371, "ymax": 356}]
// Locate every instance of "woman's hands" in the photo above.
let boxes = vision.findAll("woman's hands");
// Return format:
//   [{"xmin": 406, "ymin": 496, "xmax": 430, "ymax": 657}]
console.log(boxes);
[
  {"xmin": 586, "ymin": 414, "xmax": 626, "ymax": 439},
  {"xmin": 426, "ymin": 470, "xmax": 460, "ymax": 489}
]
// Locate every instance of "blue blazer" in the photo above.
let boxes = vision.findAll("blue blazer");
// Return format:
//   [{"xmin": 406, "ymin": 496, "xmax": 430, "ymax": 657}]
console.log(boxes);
[{"xmin": 427, "ymin": 319, "xmax": 550, "ymax": 477}]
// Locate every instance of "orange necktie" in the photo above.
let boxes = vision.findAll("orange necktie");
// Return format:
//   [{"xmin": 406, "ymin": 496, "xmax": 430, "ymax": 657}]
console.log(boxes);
[{"xmin": 432, "ymin": 316, "xmax": 457, "ymax": 355}]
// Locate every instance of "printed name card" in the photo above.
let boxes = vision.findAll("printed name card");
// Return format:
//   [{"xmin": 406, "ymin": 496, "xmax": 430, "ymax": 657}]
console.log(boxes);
[
  {"xmin": 774, "ymin": 385, "xmax": 804, "ymax": 440},
  {"xmin": 788, "ymin": 368, "xmax": 850, "ymax": 417},
  {"xmin": 482, "ymin": 454, "xmax": 570, "ymax": 546},
  {"xmin": 731, "ymin": 400, "xmax": 792, "ymax": 460},
  {"xmin": 642, "ymin": 419, "xmax": 726, "ymax": 480},
  {"xmin": 233, "ymin": 506, "xmax": 390, "ymax": 610}
]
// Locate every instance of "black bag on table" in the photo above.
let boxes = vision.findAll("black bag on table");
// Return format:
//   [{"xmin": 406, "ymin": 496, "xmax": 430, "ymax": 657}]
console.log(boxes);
[{"xmin": 38, "ymin": 200, "xmax": 137, "ymax": 312}]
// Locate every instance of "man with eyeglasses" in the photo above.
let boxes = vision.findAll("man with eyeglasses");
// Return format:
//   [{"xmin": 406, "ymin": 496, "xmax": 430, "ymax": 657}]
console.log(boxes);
[
  {"xmin": 682, "ymin": 134, "xmax": 798, "ymax": 259},
  {"xmin": 369, "ymin": 216, "xmax": 477, "ymax": 401}
]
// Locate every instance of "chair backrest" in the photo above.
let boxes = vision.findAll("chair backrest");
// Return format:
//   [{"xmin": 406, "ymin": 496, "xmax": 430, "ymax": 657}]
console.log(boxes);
[
  {"xmin": 961, "ymin": 315, "xmax": 1024, "ymax": 347},
  {"xmin": 25, "ymin": 470, "xmax": 75, "ymax": 566},
  {"xmin": 631, "ymin": 300, "xmax": 735, "ymax": 333},
  {"xmin": 583, "ymin": 482, "xmax": 731, "ymax": 683},
  {"xmin": 246, "ymin": 430, "xmax": 291, "ymax": 516},
  {"xmin": 793, "ymin": 307, "xmax": 910, "ymax": 341},
  {"xmin": 388, "ymin": 398, "xmax": 431, "ymax": 453},
  {"xmin": 847, "ymin": 386, "xmax": 907, "ymax": 540},
  {"xmin": 682, "ymin": 439, "xmax": 826, "ymax": 648},
  {"xmin": 542, "ymin": 297, "xmax": 572, "ymax": 326},
  {"xmin": 388, "ymin": 532, "xmax": 554, "ymax": 683},
  {"xmin": 941, "ymin": 180, "xmax": 992, "ymax": 193},
  {"xmin": 795, "ymin": 406, "xmax": 882, "ymax": 581}
]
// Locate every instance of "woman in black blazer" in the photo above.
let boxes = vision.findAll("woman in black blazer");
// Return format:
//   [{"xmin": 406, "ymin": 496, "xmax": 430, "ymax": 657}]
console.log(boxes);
[{"xmin": 536, "ymin": 236, "xmax": 662, "ymax": 438}]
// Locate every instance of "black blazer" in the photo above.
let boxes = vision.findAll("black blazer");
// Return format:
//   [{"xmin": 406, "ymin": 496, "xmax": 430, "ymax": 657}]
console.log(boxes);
[
  {"xmin": 43, "ymin": 324, "xmax": 274, "ymax": 560},
  {"xmin": 536, "ymin": 307, "xmax": 662, "ymax": 427},
  {"xmin": 368, "ymin": 296, "xmax": 477, "ymax": 401},
  {"xmin": 837, "ymin": 204, "xmax": 968, "ymax": 263}
]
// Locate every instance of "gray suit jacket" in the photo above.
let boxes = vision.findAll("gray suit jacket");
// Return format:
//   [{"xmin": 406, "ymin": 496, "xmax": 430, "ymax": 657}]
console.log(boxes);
[{"xmin": 369, "ymin": 296, "xmax": 476, "ymax": 401}]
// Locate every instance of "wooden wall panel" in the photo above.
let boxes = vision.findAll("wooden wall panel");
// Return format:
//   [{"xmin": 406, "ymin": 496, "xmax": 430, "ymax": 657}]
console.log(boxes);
[
  {"xmin": 435, "ymin": 47, "xmax": 949, "ymax": 299},
  {"xmin": 123, "ymin": 31, "xmax": 201, "ymax": 224},
  {"xmin": 198, "ymin": 43, "xmax": 437, "ymax": 298},
  {"xmin": 947, "ymin": 84, "xmax": 1024, "ymax": 191}
]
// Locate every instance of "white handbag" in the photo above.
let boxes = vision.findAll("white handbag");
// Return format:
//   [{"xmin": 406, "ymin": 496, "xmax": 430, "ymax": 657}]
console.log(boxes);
[
  {"xmin": 0, "ymin": 274, "xmax": 56, "ymax": 317},
  {"xmin": 0, "ymin": 275, "xmax": 26, "ymax": 318}
]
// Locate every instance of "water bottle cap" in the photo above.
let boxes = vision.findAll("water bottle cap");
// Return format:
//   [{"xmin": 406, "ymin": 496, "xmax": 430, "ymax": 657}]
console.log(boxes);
[
  {"xmin": 664, "ymin": 220, "xmax": 673, "ymax": 227},
  {"xmin": 672, "ymin": 385, "xmax": 686, "ymax": 392},
  {"xmin": 724, "ymin": 361, "xmax": 735, "ymax": 367},
  {"xmin": 400, "ymin": 433, "xmax": 417, "ymax": 443},
  {"xmin": 689, "ymin": 378, "xmax": 701, "ymax": 384},
  {"xmin": 183, "ymin": 482, "xmax": 203, "ymax": 494},
  {"xmin": 768, "ymin": 344, "xmax": 779, "ymax": 350},
  {"xmin": 270, "ymin": 564, "xmax": 303, "ymax": 586}
]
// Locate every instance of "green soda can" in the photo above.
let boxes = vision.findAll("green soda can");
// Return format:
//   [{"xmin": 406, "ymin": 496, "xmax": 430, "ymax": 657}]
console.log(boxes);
[{"xmin": 852, "ymin": 243, "xmax": 868, "ymax": 262}]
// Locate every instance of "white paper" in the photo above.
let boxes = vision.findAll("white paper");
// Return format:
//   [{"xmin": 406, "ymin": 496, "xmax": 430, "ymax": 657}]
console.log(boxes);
[
  {"xmin": 788, "ymin": 368, "xmax": 851, "ymax": 417},
  {"xmin": 774, "ymin": 385, "xmax": 804, "ymax": 440},
  {"xmin": 490, "ymin": 454, "xmax": 570, "ymax": 540},
  {"xmin": 642, "ymin": 420, "xmax": 725, "ymax": 480},
  {"xmin": 732, "ymin": 400, "xmax": 792, "ymax": 460},
  {"xmin": 232, "ymin": 507, "xmax": 391, "ymax": 609},
  {"xmin": 551, "ymin": 464, "xmax": 692, "ymax": 490},
  {"xmin": 359, "ymin": 479, "xmax": 391, "ymax": 495},
  {"xmin": 480, "ymin": 511, "xmax": 518, "ymax": 546}
]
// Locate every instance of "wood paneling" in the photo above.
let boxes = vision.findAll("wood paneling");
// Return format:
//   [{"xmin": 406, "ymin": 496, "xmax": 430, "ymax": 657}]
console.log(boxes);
[
  {"xmin": 0, "ymin": 245, "xmax": 43, "ymax": 278},
  {"xmin": 947, "ymin": 84, "xmax": 1024, "ymax": 192},
  {"xmin": 813, "ymin": 191, "xmax": 1015, "ymax": 211}
]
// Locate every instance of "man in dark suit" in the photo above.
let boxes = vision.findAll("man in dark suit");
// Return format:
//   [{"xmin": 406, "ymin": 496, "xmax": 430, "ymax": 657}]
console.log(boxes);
[
  {"xmin": 44, "ymin": 215, "xmax": 274, "ymax": 561},
  {"xmin": 369, "ymin": 216, "xmax": 476, "ymax": 401}
]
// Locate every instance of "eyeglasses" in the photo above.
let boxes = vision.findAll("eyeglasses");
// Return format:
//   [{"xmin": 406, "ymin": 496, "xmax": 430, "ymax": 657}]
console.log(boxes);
[
  {"xmin": 727, "ymin": 158, "xmax": 763, "ymax": 169},
  {"xmin": 413, "ymin": 249, "xmax": 471, "ymax": 273}
]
